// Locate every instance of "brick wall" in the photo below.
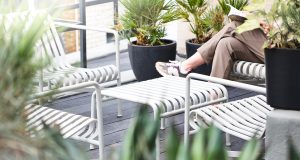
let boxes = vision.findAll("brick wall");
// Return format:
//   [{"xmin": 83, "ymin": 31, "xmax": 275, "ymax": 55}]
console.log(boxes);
[{"xmin": 54, "ymin": 0, "xmax": 115, "ymax": 54}]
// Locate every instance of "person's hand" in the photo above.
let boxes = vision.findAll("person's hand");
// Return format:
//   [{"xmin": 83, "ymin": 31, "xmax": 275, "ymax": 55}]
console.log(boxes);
[{"xmin": 260, "ymin": 21, "xmax": 271, "ymax": 34}]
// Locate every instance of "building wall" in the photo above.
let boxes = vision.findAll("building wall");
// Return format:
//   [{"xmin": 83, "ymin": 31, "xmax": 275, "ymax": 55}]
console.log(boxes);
[
  {"xmin": 50, "ymin": 0, "xmax": 115, "ymax": 54},
  {"xmin": 85, "ymin": 2, "xmax": 114, "ymax": 50}
]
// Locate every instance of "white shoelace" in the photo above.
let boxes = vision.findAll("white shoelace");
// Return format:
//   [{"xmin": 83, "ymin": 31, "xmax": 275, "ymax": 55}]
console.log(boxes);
[
  {"xmin": 166, "ymin": 61, "xmax": 181, "ymax": 76},
  {"xmin": 166, "ymin": 60, "xmax": 180, "ymax": 67}
]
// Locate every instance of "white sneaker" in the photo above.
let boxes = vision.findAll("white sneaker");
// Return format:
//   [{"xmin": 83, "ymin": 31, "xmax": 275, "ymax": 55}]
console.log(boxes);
[{"xmin": 155, "ymin": 61, "xmax": 189, "ymax": 77}]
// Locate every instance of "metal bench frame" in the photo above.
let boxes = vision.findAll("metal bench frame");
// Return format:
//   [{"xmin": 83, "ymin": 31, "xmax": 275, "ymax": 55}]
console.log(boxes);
[
  {"xmin": 29, "ymin": 82, "xmax": 104, "ymax": 160},
  {"xmin": 184, "ymin": 73, "xmax": 271, "ymax": 158}
]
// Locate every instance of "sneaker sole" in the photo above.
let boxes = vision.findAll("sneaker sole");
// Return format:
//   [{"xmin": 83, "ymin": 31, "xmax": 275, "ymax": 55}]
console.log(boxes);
[{"xmin": 155, "ymin": 63, "xmax": 170, "ymax": 77}]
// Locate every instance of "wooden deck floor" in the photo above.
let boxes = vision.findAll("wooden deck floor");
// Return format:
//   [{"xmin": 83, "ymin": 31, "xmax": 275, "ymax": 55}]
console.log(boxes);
[{"xmin": 48, "ymin": 52, "xmax": 260, "ymax": 159}]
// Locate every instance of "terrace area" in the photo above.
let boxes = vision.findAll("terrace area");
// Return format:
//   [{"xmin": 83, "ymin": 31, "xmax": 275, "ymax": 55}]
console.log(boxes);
[
  {"xmin": 2, "ymin": 0, "xmax": 300, "ymax": 160},
  {"xmin": 48, "ymin": 51, "xmax": 258, "ymax": 159}
]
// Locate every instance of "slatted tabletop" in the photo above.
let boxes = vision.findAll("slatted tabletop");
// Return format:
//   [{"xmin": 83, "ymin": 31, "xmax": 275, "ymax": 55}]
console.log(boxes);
[{"xmin": 102, "ymin": 76, "xmax": 228, "ymax": 116}]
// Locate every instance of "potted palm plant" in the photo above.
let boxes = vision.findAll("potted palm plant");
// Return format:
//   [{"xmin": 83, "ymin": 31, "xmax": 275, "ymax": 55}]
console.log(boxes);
[
  {"xmin": 119, "ymin": 0, "xmax": 179, "ymax": 81},
  {"xmin": 176, "ymin": 0, "xmax": 248, "ymax": 75},
  {"xmin": 218, "ymin": 0, "xmax": 249, "ymax": 16},
  {"xmin": 237, "ymin": 0, "xmax": 300, "ymax": 110}
]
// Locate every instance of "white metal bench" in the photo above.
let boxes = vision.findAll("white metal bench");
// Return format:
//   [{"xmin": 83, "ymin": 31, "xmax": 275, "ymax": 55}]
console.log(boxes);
[
  {"xmin": 32, "ymin": 13, "xmax": 122, "ymax": 117},
  {"xmin": 36, "ymin": 20, "xmax": 120, "ymax": 90},
  {"xmin": 26, "ymin": 104, "xmax": 98, "ymax": 139},
  {"xmin": 4, "ymin": 12, "xmax": 121, "ymax": 92},
  {"xmin": 189, "ymin": 95, "xmax": 273, "ymax": 139},
  {"xmin": 28, "ymin": 82, "xmax": 105, "ymax": 160},
  {"xmin": 184, "ymin": 73, "xmax": 272, "ymax": 158}
]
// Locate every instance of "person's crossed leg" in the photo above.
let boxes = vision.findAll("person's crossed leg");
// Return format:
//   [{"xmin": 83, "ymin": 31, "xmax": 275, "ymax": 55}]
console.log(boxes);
[{"xmin": 156, "ymin": 21, "xmax": 265, "ymax": 79}]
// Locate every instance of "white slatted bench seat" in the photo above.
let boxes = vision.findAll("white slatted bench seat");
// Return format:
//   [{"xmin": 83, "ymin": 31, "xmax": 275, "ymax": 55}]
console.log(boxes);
[
  {"xmin": 40, "ymin": 65, "xmax": 118, "ymax": 87},
  {"xmin": 189, "ymin": 95, "xmax": 273, "ymax": 140},
  {"xmin": 183, "ymin": 73, "xmax": 271, "ymax": 158},
  {"xmin": 101, "ymin": 76, "xmax": 229, "ymax": 160},
  {"xmin": 29, "ymin": 81, "xmax": 104, "ymax": 160},
  {"xmin": 26, "ymin": 104, "xmax": 98, "ymax": 139},
  {"xmin": 102, "ymin": 76, "xmax": 228, "ymax": 123},
  {"xmin": 233, "ymin": 61, "xmax": 265, "ymax": 80}
]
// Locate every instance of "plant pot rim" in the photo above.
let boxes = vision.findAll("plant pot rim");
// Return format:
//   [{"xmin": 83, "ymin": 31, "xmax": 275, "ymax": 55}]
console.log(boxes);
[
  {"xmin": 186, "ymin": 38, "xmax": 204, "ymax": 45},
  {"xmin": 129, "ymin": 39, "xmax": 176, "ymax": 48},
  {"xmin": 265, "ymin": 48, "xmax": 300, "ymax": 51}
]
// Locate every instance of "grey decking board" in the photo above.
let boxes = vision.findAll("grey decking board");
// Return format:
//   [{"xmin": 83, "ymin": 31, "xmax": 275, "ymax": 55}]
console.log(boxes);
[{"xmin": 87, "ymin": 52, "xmax": 131, "ymax": 72}]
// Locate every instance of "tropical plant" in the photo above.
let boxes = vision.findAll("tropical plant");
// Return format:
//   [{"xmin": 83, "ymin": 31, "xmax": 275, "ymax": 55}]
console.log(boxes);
[
  {"xmin": 120, "ymin": 107, "xmax": 264, "ymax": 160},
  {"xmin": 203, "ymin": 6, "xmax": 225, "ymax": 34},
  {"xmin": 176, "ymin": 0, "xmax": 211, "ymax": 44},
  {"xmin": 120, "ymin": 106, "xmax": 160, "ymax": 160},
  {"xmin": 119, "ymin": 0, "xmax": 179, "ymax": 46},
  {"xmin": 176, "ymin": 0, "xmax": 248, "ymax": 44},
  {"xmin": 0, "ymin": 2, "xmax": 87, "ymax": 159},
  {"xmin": 121, "ymin": 107, "xmax": 300, "ymax": 160},
  {"xmin": 218, "ymin": 0, "xmax": 249, "ymax": 15},
  {"xmin": 236, "ymin": 0, "xmax": 300, "ymax": 49}
]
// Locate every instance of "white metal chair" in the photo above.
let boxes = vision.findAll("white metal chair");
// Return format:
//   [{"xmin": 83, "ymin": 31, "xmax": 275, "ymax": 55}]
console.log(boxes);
[
  {"xmin": 189, "ymin": 95, "xmax": 273, "ymax": 138},
  {"xmin": 4, "ymin": 12, "xmax": 106, "ymax": 159},
  {"xmin": 184, "ymin": 73, "xmax": 273, "ymax": 157},
  {"xmin": 32, "ymin": 13, "xmax": 123, "ymax": 116},
  {"xmin": 38, "ymin": 20, "xmax": 119, "ymax": 87},
  {"xmin": 5, "ymin": 12, "xmax": 120, "ymax": 92},
  {"xmin": 35, "ymin": 17, "xmax": 120, "ymax": 89},
  {"xmin": 27, "ymin": 82, "xmax": 105, "ymax": 160}
]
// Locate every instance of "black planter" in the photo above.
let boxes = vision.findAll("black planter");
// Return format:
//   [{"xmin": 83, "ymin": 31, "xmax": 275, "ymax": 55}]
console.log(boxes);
[
  {"xmin": 265, "ymin": 48, "xmax": 300, "ymax": 110},
  {"xmin": 128, "ymin": 39, "xmax": 177, "ymax": 81},
  {"xmin": 186, "ymin": 39, "xmax": 212, "ymax": 75}
]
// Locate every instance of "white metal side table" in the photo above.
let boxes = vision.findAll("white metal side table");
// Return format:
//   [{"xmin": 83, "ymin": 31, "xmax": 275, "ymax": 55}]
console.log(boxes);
[{"xmin": 100, "ymin": 76, "xmax": 228, "ymax": 160}]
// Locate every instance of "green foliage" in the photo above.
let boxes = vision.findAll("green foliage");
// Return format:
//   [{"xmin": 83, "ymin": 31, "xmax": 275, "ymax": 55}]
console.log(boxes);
[
  {"xmin": 121, "ymin": 107, "xmax": 267, "ymax": 160},
  {"xmin": 218, "ymin": 0, "xmax": 249, "ymax": 15},
  {"xmin": 236, "ymin": 19, "xmax": 261, "ymax": 33},
  {"xmin": 203, "ymin": 6, "xmax": 225, "ymax": 33},
  {"xmin": 119, "ymin": 0, "xmax": 179, "ymax": 46},
  {"xmin": 238, "ymin": 138, "xmax": 263, "ymax": 160},
  {"xmin": 288, "ymin": 138, "xmax": 300, "ymax": 160},
  {"xmin": 176, "ymin": 0, "xmax": 248, "ymax": 44},
  {"xmin": 236, "ymin": 0, "xmax": 300, "ymax": 49},
  {"xmin": 0, "ymin": 12, "xmax": 47, "ymax": 126},
  {"xmin": 122, "ymin": 107, "xmax": 300, "ymax": 160},
  {"xmin": 120, "ymin": 107, "xmax": 160, "ymax": 160},
  {"xmin": 0, "ymin": 2, "xmax": 87, "ymax": 159},
  {"xmin": 176, "ymin": 0, "xmax": 211, "ymax": 44},
  {"xmin": 0, "ymin": 124, "xmax": 87, "ymax": 160},
  {"xmin": 166, "ymin": 125, "xmax": 228, "ymax": 160}
]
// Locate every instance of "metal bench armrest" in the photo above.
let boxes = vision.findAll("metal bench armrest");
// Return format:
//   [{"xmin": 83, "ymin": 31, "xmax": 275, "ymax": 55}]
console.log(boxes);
[
  {"xmin": 53, "ymin": 22, "xmax": 121, "ymax": 81},
  {"xmin": 184, "ymin": 73, "xmax": 266, "ymax": 147}
]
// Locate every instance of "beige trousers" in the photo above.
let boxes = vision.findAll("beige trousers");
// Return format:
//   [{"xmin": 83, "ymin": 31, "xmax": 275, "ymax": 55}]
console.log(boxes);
[{"xmin": 197, "ymin": 21, "xmax": 267, "ymax": 79}]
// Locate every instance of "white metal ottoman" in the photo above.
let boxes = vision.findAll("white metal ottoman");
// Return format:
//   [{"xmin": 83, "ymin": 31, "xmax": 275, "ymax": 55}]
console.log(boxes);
[{"xmin": 100, "ymin": 76, "xmax": 229, "ymax": 160}]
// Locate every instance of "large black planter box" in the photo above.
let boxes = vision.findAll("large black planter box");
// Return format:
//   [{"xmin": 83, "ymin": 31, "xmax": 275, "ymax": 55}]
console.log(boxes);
[
  {"xmin": 128, "ymin": 39, "xmax": 177, "ymax": 81},
  {"xmin": 265, "ymin": 48, "xmax": 300, "ymax": 110},
  {"xmin": 186, "ymin": 39, "xmax": 212, "ymax": 75}
]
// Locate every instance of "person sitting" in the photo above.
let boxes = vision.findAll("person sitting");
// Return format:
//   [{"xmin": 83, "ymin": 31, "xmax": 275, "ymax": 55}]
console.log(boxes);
[{"xmin": 155, "ymin": 20, "xmax": 270, "ymax": 79}]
